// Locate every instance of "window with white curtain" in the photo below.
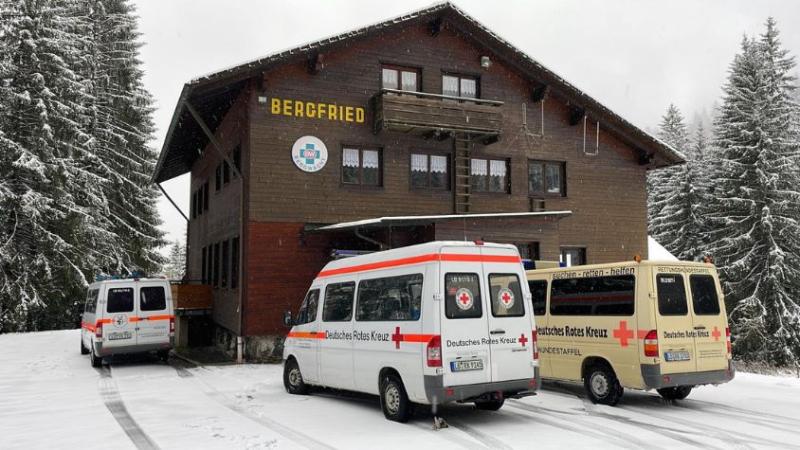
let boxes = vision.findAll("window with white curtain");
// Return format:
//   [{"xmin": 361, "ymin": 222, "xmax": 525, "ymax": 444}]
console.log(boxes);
[
  {"xmin": 410, "ymin": 153, "xmax": 449, "ymax": 189},
  {"xmin": 442, "ymin": 73, "xmax": 479, "ymax": 99},
  {"xmin": 471, "ymin": 158, "xmax": 509, "ymax": 193},
  {"xmin": 382, "ymin": 65, "xmax": 419, "ymax": 92},
  {"xmin": 342, "ymin": 147, "xmax": 381, "ymax": 186}
]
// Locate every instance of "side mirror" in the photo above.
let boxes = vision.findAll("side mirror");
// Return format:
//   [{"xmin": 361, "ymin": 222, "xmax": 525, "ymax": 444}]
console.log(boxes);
[{"xmin": 283, "ymin": 310, "xmax": 293, "ymax": 327}]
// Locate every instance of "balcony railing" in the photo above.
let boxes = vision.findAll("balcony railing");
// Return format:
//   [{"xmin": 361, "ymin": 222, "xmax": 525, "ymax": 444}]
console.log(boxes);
[{"xmin": 373, "ymin": 89, "xmax": 504, "ymax": 138}]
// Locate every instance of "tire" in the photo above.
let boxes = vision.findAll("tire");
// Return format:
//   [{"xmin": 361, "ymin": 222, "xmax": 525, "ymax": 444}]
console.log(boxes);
[
  {"xmin": 80, "ymin": 338, "xmax": 89, "ymax": 355},
  {"xmin": 584, "ymin": 364, "xmax": 623, "ymax": 406},
  {"xmin": 657, "ymin": 385, "xmax": 692, "ymax": 401},
  {"xmin": 475, "ymin": 398, "xmax": 505, "ymax": 411},
  {"xmin": 380, "ymin": 374, "xmax": 413, "ymax": 422},
  {"xmin": 90, "ymin": 345, "xmax": 103, "ymax": 368},
  {"xmin": 283, "ymin": 359, "xmax": 309, "ymax": 395},
  {"xmin": 157, "ymin": 350, "xmax": 170, "ymax": 362}
]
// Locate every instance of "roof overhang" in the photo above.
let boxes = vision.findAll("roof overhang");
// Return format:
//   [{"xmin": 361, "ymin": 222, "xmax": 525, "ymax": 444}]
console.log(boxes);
[{"xmin": 307, "ymin": 211, "xmax": 572, "ymax": 233}]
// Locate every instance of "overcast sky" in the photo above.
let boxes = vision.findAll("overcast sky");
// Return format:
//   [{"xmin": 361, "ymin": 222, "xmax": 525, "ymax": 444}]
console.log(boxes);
[{"xmin": 134, "ymin": 0, "xmax": 800, "ymax": 254}]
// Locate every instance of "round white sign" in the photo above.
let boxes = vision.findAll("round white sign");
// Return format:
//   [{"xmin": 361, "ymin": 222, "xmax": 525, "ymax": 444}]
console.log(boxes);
[
  {"xmin": 498, "ymin": 288, "xmax": 515, "ymax": 309},
  {"xmin": 455, "ymin": 288, "xmax": 474, "ymax": 311},
  {"xmin": 291, "ymin": 136, "xmax": 328, "ymax": 172}
]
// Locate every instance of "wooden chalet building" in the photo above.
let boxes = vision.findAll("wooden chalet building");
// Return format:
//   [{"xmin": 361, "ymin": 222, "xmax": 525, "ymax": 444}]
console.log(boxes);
[{"xmin": 152, "ymin": 2, "xmax": 683, "ymax": 359}]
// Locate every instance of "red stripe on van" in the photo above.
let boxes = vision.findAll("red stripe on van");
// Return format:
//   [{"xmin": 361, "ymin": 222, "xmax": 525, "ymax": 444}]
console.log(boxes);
[
  {"xmin": 317, "ymin": 253, "xmax": 522, "ymax": 278},
  {"xmin": 287, "ymin": 331, "xmax": 327, "ymax": 339},
  {"xmin": 399, "ymin": 334, "xmax": 437, "ymax": 343}
]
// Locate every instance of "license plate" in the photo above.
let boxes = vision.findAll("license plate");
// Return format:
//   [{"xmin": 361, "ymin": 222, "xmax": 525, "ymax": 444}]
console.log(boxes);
[
  {"xmin": 450, "ymin": 359, "xmax": 484, "ymax": 372},
  {"xmin": 665, "ymin": 351, "xmax": 691, "ymax": 361},
  {"xmin": 107, "ymin": 331, "xmax": 132, "ymax": 341}
]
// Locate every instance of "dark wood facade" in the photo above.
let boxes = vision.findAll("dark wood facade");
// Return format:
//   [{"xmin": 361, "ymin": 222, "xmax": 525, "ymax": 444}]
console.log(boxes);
[{"xmin": 159, "ymin": 3, "xmax": 682, "ymax": 340}]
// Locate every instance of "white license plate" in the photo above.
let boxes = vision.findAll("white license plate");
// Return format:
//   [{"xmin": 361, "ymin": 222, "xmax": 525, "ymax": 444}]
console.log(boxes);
[
  {"xmin": 665, "ymin": 351, "xmax": 691, "ymax": 361},
  {"xmin": 450, "ymin": 359, "xmax": 484, "ymax": 372}
]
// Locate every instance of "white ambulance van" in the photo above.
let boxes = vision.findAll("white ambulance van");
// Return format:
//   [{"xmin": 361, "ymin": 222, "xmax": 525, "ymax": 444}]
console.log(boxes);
[
  {"xmin": 282, "ymin": 241, "xmax": 539, "ymax": 422},
  {"xmin": 80, "ymin": 277, "xmax": 175, "ymax": 367},
  {"xmin": 527, "ymin": 260, "xmax": 734, "ymax": 405}
]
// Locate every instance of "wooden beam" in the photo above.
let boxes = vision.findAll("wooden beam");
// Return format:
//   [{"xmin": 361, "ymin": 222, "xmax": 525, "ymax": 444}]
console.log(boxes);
[
  {"xmin": 185, "ymin": 101, "xmax": 243, "ymax": 180},
  {"xmin": 156, "ymin": 182, "xmax": 189, "ymax": 223},
  {"xmin": 568, "ymin": 105, "xmax": 585, "ymax": 126}
]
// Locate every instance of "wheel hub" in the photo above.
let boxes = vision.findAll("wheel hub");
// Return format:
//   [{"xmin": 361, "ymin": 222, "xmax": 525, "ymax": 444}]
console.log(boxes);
[
  {"xmin": 385, "ymin": 385, "xmax": 400, "ymax": 413},
  {"xmin": 289, "ymin": 368, "xmax": 301, "ymax": 386},
  {"xmin": 590, "ymin": 372, "xmax": 609, "ymax": 397}
]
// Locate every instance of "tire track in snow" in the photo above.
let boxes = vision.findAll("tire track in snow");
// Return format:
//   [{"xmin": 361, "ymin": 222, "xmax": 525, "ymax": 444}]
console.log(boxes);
[
  {"xmin": 96, "ymin": 365, "xmax": 160, "ymax": 450},
  {"xmin": 443, "ymin": 418, "xmax": 515, "ymax": 450},
  {"xmin": 181, "ymin": 366, "xmax": 335, "ymax": 450}
]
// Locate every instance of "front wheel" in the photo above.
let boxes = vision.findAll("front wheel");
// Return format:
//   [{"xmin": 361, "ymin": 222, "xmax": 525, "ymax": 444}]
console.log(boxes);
[
  {"xmin": 657, "ymin": 385, "xmax": 692, "ymax": 401},
  {"xmin": 380, "ymin": 374, "xmax": 413, "ymax": 422},
  {"xmin": 584, "ymin": 364, "xmax": 623, "ymax": 406},
  {"xmin": 283, "ymin": 359, "xmax": 309, "ymax": 395},
  {"xmin": 90, "ymin": 345, "xmax": 103, "ymax": 368},
  {"xmin": 475, "ymin": 398, "xmax": 505, "ymax": 411}
]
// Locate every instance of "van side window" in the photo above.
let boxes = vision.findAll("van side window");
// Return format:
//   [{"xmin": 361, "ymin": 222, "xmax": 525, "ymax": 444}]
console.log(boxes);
[
  {"xmin": 323, "ymin": 282, "xmax": 355, "ymax": 322},
  {"xmin": 356, "ymin": 274, "xmax": 423, "ymax": 321},
  {"xmin": 140, "ymin": 287, "xmax": 167, "ymax": 311},
  {"xmin": 690, "ymin": 275, "xmax": 721, "ymax": 315},
  {"xmin": 107, "ymin": 287, "xmax": 134, "ymax": 313},
  {"xmin": 296, "ymin": 289, "xmax": 320, "ymax": 325},
  {"xmin": 528, "ymin": 280, "xmax": 548, "ymax": 316},
  {"xmin": 657, "ymin": 274, "xmax": 688, "ymax": 316},
  {"xmin": 550, "ymin": 275, "xmax": 635, "ymax": 316},
  {"xmin": 445, "ymin": 273, "xmax": 482, "ymax": 319},
  {"xmin": 489, "ymin": 274, "xmax": 525, "ymax": 317},
  {"xmin": 84, "ymin": 289, "xmax": 98, "ymax": 313}
]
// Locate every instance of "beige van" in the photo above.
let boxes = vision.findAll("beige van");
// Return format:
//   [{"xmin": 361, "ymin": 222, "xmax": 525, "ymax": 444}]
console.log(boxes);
[{"xmin": 527, "ymin": 261, "xmax": 734, "ymax": 405}]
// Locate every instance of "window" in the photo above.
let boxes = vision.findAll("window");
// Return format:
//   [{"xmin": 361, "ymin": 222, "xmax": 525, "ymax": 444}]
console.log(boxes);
[
  {"xmin": 442, "ymin": 73, "xmax": 478, "ymax": 98},
  {"xmin": 356, "ymin": 274, "xmax": 423, "ymax": 321},
  {"xmin": 657, "ymin": 274, "xmax": 688, "ymax": 316},
  {"xmin": 202, "ymin": 182, "xmax": 209, "ymax": 211},
  {"xmin": 201, "ymin": 247, "xmax": 207, "ymax": 284},
  {"xmin": 529, "ymin": 161, "xmax": 565, "ymax": 196},
  {"xmin": 140, "ymin": 286, "xmax": 167, "ymax": 311},
  {"xmin": 221, "ymin": 240, "xmax": 229, "ymax": 288},
  {"xmin": 516, "ymin": 242, "xmax": 540, "ymax": 261},
  {"xmin": 191, "ymin": 191, "xmax": 197, "ymax": 219},
  {"xmin": 529, "ymin": 280, "xmax": 548, "ymax": 316},
  {"xmin": 223, "ymin": 161, "xmax": 230, "ymax": 185},
  {"xmin": 690, "ymin": 275, "xmax": 721, "ymax": 315},
  {"xmin": 382, "ymin": 65, "xmax": 419, "ymax": 92},
  {"xmin": 295, "ymin": 289, "xmax": 320, "ymax": 325},
  {"xmin": 231, "ymin": 237, "xmax": 240, "ymax": 289},
  {"xmin": 550, "ymin": 275, "xmax": 635, "ymax": 316},
  {"xmin": 206, "ymin": 245, "xmax": 214, "ymax": 287},
  {"xmin": 445, "ymin": 273, "xmax": 482, "ymax": 319},
  {"xmin": 233, "ymin": 146, "xmax": 242, "ymax": 174},
  {"xmin": 489, "ymin": 274, "xmax": 525, "ymax": 317},
  {"xmin": 213, "ymin": 242, "xmax": 220, "ymax": 287},
  {"xmin": 410, "ymin": 153, "xmax": 449, "ymax": 190},
  {"xmin": 84, "ymin": 289, "xmax": 99, "ymax": 313},
  {"xmin": 215, "ymin": 165, "xmax": 222, "ymax": 191},
  {"xmin": 471, "ymin": 158, "xmax": 509, "ymax": 193},
  {"xmin": 107, "ymin": 287, "xmax": 134, "ymax": 313},
  {"xmin": 560, "ymin": 247, "xmax": 586, "ymax": 267},
  {"xmin": 342, "ymin": 147, "xmax": 381, "ymax": 186},
  {"xmin": 322, "ymin": 282, "xmax": 355, "ymax": 322}
]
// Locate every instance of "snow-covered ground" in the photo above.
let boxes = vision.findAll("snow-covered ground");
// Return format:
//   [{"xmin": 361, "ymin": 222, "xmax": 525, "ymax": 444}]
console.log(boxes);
[{"xmin": 2, "ymin": 330, "xmax": 799, "ymax": 449}]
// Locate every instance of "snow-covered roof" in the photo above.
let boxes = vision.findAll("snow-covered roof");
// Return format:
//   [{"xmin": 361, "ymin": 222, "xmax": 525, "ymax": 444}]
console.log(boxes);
[
  {"xmin": 311, "ymin": 211, "xmax": 572, "ymax": 232},
  {"xmin": 647, "ymin": 236, "xmax": 679, "ymax": 261},
  {"xmin": 153, "ymin": 1, "xmax": 685, "ymax": 183}
]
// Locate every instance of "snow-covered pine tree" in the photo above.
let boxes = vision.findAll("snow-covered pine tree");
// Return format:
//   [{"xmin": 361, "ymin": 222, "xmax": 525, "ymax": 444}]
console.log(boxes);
[
  {"xmin": 707, "ymin": 19, "xmax": 800, "ymax": 367},
  {"xmin": 163, "ymin": 240, "xmax": 186, "ymax": 280}
]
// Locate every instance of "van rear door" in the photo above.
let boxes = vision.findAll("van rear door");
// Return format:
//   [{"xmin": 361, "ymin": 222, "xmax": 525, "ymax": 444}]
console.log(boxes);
[
  {"xmin": 136, "ymin": 282, "xmax": 172, "ymax": 347},
  {"xmin": 484, "ymin": 250, "xmax": 534, "ymax": 383},
  {"xmin": 688, "ymin": 273, "xmax": 729, "ymax": 372},
  {"xmin": 654, "ymin": 273, "xmax": 698, "ymax": 373},
  {"xmin": 440, "ymin": 246, "xmax": 492, "ymax": 387},
  {"xmin": 103, "ymin": 284, "xmax": 137, "ymax": 348}
]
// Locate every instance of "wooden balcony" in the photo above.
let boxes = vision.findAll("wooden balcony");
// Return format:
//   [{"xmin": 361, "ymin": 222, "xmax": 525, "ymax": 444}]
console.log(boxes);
[
  {"xmin": 171, "ymin": 283, "xmax": 213, "ymax": 310},
  {"xmin": 373, "ymin": 89, "xmax": 504, "ymax": 140}
]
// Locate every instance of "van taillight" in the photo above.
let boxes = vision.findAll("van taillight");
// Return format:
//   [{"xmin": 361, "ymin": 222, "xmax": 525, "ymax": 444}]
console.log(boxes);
[
  {"xmin": 427, "ymin": 335, "xmax": 442, "ymax": 367},
  {"xmin": 725, "ymin": 327, "xmax": 732, "ymax": 355},
  {"xmin": 644, "ymin": 330, "xmax": 659, "ymax": 357},
  {"xmin": 532, "ymin": 329, "xmax": 539, "ymax": 360},
  {"xmin": 95, "ymin": 322, "xmax": 103, "ymax": 339},
  {"xmin": 169, "ymin": 317, "xmax": 175, "ymax": 334}
]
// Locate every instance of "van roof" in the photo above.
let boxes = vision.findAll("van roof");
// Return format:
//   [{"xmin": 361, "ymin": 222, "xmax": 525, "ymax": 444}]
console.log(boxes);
[
  {"xmin": 526, "ymin": 260, "xmax": 716, "ymax": 275},
  {"xmin": 317, "ymin": 241, "xmax": 519, "ymax": 279},
  {"xmin": 89, "ymin": 278, "xmax": 170, "ymax": 287}
]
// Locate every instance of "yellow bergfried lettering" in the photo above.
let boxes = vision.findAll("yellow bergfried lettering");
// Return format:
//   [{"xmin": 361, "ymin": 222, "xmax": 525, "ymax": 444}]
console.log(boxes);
[
  {"xmin": 283, "ymin": 99, "xmax": 292, "ymax": 116},
  {"xmin": 345, "ymin": 106, "xmax": 354, "ymax": 122},
  {"xmin": 271, "ymin": 98, "xmax": 281, "ymax": 114},
  {"xmin": 306, "ymin": 102, "xmax": 316, "ymax": 118},
  {"xmin": 295, "ymin": 100, "xmax": 304, "ymax": 117},
  {"xmin": 356, "ymin": 108, "xmax": 365, "ymax": 123},
  {"xmin": 328, "ymin": 104, "xmax": 337, "ymax": 120},
  {"xmin": 317, "ymin": 103, "xmax": 326, "ymax": 119},
  {"xmin": 338, "ymin": 106, "xmax": 344, "ymax": 121}
]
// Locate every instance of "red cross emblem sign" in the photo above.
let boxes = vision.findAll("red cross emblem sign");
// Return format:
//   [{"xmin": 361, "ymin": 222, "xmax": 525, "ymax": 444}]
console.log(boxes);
[
  {"xmin": 455, "ymin": 288, "xmax": 474, "ymax": 311},
  {"xmin": 518, "ymin": 333, "xmax": 528, "ymax": 347},
  {"xmin": 711, "ymin": 326, "xmax": 721, "ymax": 341},
  {"xmin": 613, "ymin": 320, "xmax": 635, "ymax": 347},
  {"xmin": 498, "ymin": 288, "xmax": 515, "ymax": 309}
]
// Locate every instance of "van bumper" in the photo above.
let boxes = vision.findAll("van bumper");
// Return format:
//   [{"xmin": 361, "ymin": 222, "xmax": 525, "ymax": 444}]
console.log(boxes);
[
  {"xmin": 424, "ymin": 367, "xmax": 539, "ymax": 405},
  {"xmin": 641, "ymin": 361, "xmax": 735, "ymax": 389},
  {"xmin": 95, "ymin": 337, "xmax": 174, "ymax": 357}
]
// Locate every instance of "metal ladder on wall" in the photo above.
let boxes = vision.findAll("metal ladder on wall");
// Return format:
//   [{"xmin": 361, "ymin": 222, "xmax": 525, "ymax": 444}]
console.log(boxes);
[{"xmin": 453, "ymin": 133, "xmax": 472, "ymax": 214}]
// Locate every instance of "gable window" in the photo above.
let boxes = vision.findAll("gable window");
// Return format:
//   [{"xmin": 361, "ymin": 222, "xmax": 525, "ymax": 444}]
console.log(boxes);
[
  {"xmin": 382, "ymin": 65, "xmax": 420, "ymax": 92},
  {"xmin": 560, "ymin": 247, "xmax": 586, "ymax": 267},
  {"xmin": 342, "ymin": 147, "xmax": 381, "ymax": 186},
  {"xmin": 410, "ymin": 153, "xmax": 449, "ymax": 190},
  {"xmin": 442, "ymin": 73, "xmax": 478, "ymax": 98},
  {"xmin": 529, "ymin": 160, "xmax": 565, "ymax": 196},
  {"xmin": 515, "ymin": 242, "xmax": 540, "ymax": 261},
  {"xmin": 471, "ymin": 158, "xmax": 509, "ymax": 193}
]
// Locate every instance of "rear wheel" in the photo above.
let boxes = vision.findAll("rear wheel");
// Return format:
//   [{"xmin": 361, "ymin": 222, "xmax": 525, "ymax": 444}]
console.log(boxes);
[
  {"xmin": 584, "ymin": 364, "xmax": 623, "ymax": 406},
  {"xmin": 657, "ymin": 385, "xmax": 692, "ymax": 401},
  {"xmin": 157, "ymin": 350, "xmax": 170, "ymax": 362},
  {"xmin": 90, "ymin": 345, "xmax": 103, "ymax": 368},
  {"xmin": 80, "ymin": 337, "xmax": 89, "ymax": 355},
  {"xmin": 283, "ymin": 359, "xmax": 308, "ymax": 395},
  {"xmin": 380, "ymin": 374, "xmax": 412, "ymax": 422},
  {"xmin": 475, "ymin": 398, "xmax": 505, "ymax": 411}
]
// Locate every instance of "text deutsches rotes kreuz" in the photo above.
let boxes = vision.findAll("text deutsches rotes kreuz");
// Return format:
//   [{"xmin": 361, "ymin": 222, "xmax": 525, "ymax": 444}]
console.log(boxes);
[
  {"xmin": 446, "ymin": 337, "xmax": 521, "ymax": 348},
  {"xmin": 539, "ymin": 326, "xmax": 609, "ymax": 339},
  {"xmin": 322, "ymin": 330, "xmax": 391, "ymax": 341}
]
